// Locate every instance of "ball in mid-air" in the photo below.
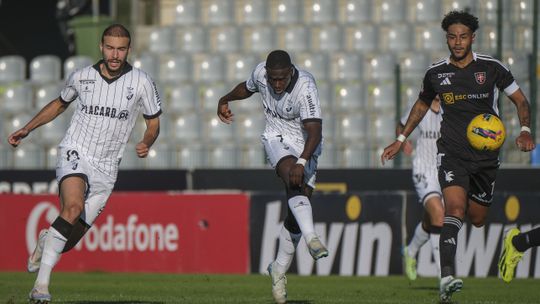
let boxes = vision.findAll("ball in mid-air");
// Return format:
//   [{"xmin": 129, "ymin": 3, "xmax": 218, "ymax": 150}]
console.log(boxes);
[{"xmin": 466, "ymin": 113, "xmax": 506, "ymax": 151}]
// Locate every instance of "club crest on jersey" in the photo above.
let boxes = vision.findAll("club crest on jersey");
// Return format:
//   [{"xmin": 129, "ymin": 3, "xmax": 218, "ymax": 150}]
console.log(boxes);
[
  {"xmin": 474, "ymin": 72, "xmax": 486, "ymax": 84},
  {"xmin": 126, "ymin": 87, "xmax": 134, "ymax": 100}
]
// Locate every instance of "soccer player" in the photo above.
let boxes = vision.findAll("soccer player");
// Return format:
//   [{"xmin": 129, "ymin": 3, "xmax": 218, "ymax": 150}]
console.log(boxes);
[
  {"xmin": 8, "ymin": 24, "xmax": 162, "ymax": 303},
  {"xmin": 400, "ymin": 96, "xmax": 443, "ymax": 281},
  {"xmin": 499, "ymin": 227, "xmax": 540, "ymax": 282},
  {"xmin": 380, "ymin": 11, "xmax": 535, "ymax": 303},
  {"xmin": 217, "ymin": 50, "xmax": 328, "ymax": 304}
]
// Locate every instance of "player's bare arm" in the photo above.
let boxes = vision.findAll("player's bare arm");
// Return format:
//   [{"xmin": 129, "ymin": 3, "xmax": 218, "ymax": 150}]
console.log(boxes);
[
  {"xmin": 7, "ymin": 98, "xmax": 69, "ymax": 147},
  {"xmin": 217, "ymin": 81, "xmax": 254, "ymax": 124},
  {"xmin": 396, "ymin": 123, "xmax": 413, "ymax": 155},
  {"xmin": 136, "ymin": 117, "xmax": 160, "ymax": 158},
  {"xmin": 381, "ymin": 99, "xmax": 429, "ymax": 164},
  {"xmin": 290, "ymin": 120, "xmax": 322, "ymax": 187},
  {"xmin": 507, "ymin": 89, "xmax": 536, "ymax": 152}
]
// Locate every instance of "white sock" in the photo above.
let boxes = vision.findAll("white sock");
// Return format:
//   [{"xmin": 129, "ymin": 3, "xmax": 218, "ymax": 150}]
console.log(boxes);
[
  {"xmin": 407, "ymin": 223, "xmax": 429, "ymax": 257},
  {"xmin": 287, "ymin": 195, "xmax": 316, "ymax": 243},
  {"xmin": 275, "ymin": 226, "xmax": 301, "ymax": 274},
  {"xmin": 35, "ymin": 227, "xmax": 68, "ymax": 287},
  {"xmin": 430, "ymin": 233, "xmax": 441, "ymax": 277}
]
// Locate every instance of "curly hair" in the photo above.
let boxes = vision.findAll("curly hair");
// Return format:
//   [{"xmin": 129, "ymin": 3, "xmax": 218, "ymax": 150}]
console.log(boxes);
[{"xmin": 441, "ymin": 10, "xmax": 479, "ymax": 33}]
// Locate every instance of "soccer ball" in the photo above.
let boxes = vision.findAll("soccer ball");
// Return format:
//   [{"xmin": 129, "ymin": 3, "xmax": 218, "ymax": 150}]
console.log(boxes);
[{"xmin": 466, "ymin": 113, "xmax": 506, "ymax": 151}]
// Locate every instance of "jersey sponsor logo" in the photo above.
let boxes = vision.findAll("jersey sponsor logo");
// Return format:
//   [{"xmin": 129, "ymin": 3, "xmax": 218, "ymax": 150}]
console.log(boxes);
[
  {"xmin": 151, "ymin": 81, "xmax": 162, "ymax": 106},
  {"xmin": 442, "ymin": 92, "xmax": 490, "ymax": 105},
  {"xmin": 420, "ymin": 130, "xmax": 441, "ymax": 139},
  {"xmin": 474, "ymin": 72, "xmax": 486, "ymax": 84},
  {"xmin": 306, "ymin": 94, "xmax": 316, "ymax": 116},
  {"xmin": 286, "ymin": 106, "xmax": 293, "ymax": 112},
  {"xmin": 80, "ymin": 104, "xmax": 129, "ymax": 121},
  {"xmin": 442, "ymin": 92, "xmax": 454, "ymax": 104},
  {"xmin": 437, "ymin": 72, "xmax": 455, "ymax": 79},
  {"xmin": 440, "ymin": 77, "xmax": 452, "ymax": 85}
]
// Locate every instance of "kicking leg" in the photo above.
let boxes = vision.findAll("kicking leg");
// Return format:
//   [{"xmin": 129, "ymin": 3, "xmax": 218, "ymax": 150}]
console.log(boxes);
[{"xmin": 30, "ymin": 176, "xmax": 85, "ymax": 303}]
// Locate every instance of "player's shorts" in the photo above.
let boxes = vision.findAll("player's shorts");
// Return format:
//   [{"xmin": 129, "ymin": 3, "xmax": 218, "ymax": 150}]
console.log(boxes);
[
  {"xmin": 437, "ymin": 152, "xmax": 499, "ymax": 206},
  {"xmin": 56, "ymin": 146, "xmax": 116, "ymax": 226},
  {"xmin": 261, "ymin": 133, "xmax": 321, "ymax": 188},
  {"xmin": 412, "ymin": 166, "xmax": 442, "ymax": 206}
]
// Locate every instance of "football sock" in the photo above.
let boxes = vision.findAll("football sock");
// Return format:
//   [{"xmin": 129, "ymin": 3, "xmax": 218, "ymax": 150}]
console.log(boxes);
[
  {"xmin": 407, "ymin": 222, "xmax": 429, "ymax": 257},
  {"xmin": 512, "ymin": 227, "xmax": 540, "ymax": 252},
  {"xmin": 275, "ymin": 226, "xmax": 301, "ymax": 274},
  {"xmin": 440, "ymin": 216, "xmax": 462, "ymax": 277},
  {"xmin": 287, "ymin": 195, "xmax": 316, "ymax": 243},
  {"xmin": 430, "ymin": 225, "xmax": 442, "ymax": 276},
  {"xmin": 36, "ymin": 217, "xmax": 73, "ymax": 287}
]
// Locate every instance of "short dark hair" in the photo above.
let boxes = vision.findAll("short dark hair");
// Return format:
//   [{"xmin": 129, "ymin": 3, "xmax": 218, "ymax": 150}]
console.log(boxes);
[
  {"xmin": 101, "ymin": 24, "xmax": 131, "ymax": 46},
  {"xmin": 441, "ymin": 10, "xmax": 479, "ymax": 33},
  {"xmin": 266, "ymin": 50, "xmax": 292, "ymax": 70}
]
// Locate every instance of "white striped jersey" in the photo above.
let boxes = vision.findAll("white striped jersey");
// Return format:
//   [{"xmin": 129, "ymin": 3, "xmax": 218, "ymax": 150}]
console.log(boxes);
[
  {"xmin": 59, "ymin": 61, "xmax": 162, "ymax": 177},
  {"xmin": 401, "ymin": 107, "xmax": 442, "ymax": 172},
  {"xmin": 246, "ymin": 62, "xmax": 322, "ymax": 142}
]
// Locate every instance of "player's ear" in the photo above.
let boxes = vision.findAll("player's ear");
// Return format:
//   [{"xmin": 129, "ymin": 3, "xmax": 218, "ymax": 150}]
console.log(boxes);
[{"xmin": 471, "ymin": 32, "xmax": 476, "ymax": 43}]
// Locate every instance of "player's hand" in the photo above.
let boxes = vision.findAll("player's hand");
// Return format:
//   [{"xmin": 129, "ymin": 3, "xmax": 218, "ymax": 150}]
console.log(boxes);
[
  {"xmin": 402, "ymin": 140, "xmax": 413, "ymax": 156},
  {"xmin": 380, "ymin": 141, "xmax": 403, "ymax": 165},
  {"xmin": 515, "ymin": 131, "xmax": 536, "ymax": 152},
  {"xmin": 217, "ymin": 100, "xmax": 234, "ymax": 124},
  {"xmin": 136, "ymin": 142, "xmax": 150, "ymax": 158},
  {"xmin": 7, "ymin": 128, "xmax": 29, "ymax": 147},
  {"xmin": 289, "ymin": 163, "xmax": 304, "ymax": 188}
]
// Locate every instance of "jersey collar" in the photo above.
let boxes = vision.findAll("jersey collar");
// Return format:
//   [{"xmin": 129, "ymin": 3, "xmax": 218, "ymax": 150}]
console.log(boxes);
[
  {"xmin": 93, "ymin": 60, "xmax": 133, "ymax": 84},
  {"xmin": 445, "ymin": 52, "xmax": 478, "ymax": 65},
  {"xmin": 285, "ymin": 66, "xmax": 299, "ymax": 94}
]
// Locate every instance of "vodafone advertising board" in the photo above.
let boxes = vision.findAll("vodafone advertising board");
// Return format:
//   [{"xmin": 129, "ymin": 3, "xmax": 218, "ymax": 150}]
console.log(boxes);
[{"xmin": 0, "ymin": 193, "xmax": 249, "ymax": 273}]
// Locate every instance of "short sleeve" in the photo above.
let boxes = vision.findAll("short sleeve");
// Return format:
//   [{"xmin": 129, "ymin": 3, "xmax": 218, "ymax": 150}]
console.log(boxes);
[
  {"xmin": 246, "ymin": 62, "xmax": 265, "ymax": 93},
  {"xmin": 60, "ymin": 70, "xmax": 79, "ymax": 103},
  {"xmin": 418, "ymin": 71, "xmax": 436, "ymax": 106},
  {"xmin": 140, "ymin": 74, "xmax": 162, "ymax": 119},
  {"xmin": 494, "ymin": 63, "xmax": 519, "ymax": 96},
  {"xmin": 299, "ymin": 80, "xmax": 322, "ymax": 121}
]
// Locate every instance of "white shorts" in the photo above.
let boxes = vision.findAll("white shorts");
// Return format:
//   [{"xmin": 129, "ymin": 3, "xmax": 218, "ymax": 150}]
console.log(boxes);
[
  {"xmin": 412, "ymin": 166, "xmax": 442, "ymax": 206},
  {"xmin": 261, "ymin": 133, "xmax": 322, "ymax": 188},
  {"xmin": 56, "ymin": 146, "xmax": 115, "ymax": 226}
]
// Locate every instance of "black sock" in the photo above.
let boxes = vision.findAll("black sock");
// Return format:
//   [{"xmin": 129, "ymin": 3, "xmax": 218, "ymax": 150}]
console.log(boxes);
[
  {"xmin": 440, "ymin": 216, "xmax": 462, "ymax": 277},
  {"xmin": 512, "ymin": 227, "xmax": 540, "ymax": 252}
]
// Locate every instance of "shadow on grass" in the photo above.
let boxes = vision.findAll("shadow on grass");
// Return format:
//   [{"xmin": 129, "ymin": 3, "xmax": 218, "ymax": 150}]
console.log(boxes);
[
  {"xmin": 410, "ymin": 286, "xmax": 439, "ymax": 291},
  {"xmin": 287, "ymin": 301, "xmax": 313, "ymax": 304}
]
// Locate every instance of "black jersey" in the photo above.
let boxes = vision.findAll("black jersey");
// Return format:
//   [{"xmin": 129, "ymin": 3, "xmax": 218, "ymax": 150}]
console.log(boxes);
[{"xmin": 418, "ymin": 52, "xmax": 519, "ymax": 161}]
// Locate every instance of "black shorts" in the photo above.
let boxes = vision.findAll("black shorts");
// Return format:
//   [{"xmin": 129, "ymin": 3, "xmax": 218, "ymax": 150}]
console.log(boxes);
[{"xmin": 437, "ymin": 152, "xmax": 500, "ymax": 206}]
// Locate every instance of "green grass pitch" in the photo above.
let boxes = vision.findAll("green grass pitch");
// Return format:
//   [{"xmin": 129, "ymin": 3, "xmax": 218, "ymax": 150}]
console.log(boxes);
[{"xmin": 0, "ymin": 272, "xmax": 538, "ymax": 304}]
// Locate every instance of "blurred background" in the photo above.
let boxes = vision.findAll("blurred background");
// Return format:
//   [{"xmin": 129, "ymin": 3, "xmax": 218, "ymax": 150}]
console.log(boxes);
[{"xmin": 0, "ymin": 0, "xmax": 538, "ymax": 170}]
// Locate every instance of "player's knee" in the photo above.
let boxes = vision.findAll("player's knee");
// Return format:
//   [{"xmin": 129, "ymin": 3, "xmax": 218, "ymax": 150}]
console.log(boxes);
[
  {"xmin": 61, "ymin": 203, "xmax": 84, "ymax": 222},
  {"xmin": 471, "ymin": 218, "xmax": 485, "ymax": 227}
]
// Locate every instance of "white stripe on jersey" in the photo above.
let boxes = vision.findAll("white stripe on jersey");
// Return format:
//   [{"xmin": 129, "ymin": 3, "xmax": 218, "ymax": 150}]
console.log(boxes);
[
  {"xmin": 246, "ymin": 62, "xmax": 322, "ymax": 143},
  {"xmin": 401, "ymin": 107, "xmax": 441, "ymax": 173},
  {"xmin": 60, "ymin": 63, "xmax": 161, "ymax": 177}
]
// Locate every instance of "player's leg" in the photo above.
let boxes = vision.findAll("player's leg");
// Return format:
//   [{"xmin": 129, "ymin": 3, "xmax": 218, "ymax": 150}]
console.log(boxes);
[
  {"xmin": 513, "ymin": 227, "xmax": 540, "ymax": 252},
  {"xmin": 438, "ymin": 186, "xmax": 466, "ymax": 302},
  {"xmin": 403, "ymin": 219, "xmax": 429, "ymax": 281},
  {"xmin": 62, "ymin": 219, "xmax": 91, "ymax": 252},
  {"xmin": 424, "ymin": 195, "xmax": 444, "ymax": 277},
  {"xmin": 30, "ymin": 176, "xmax": 86, "ymax": 302},
  {"xmin": 499, "ymin": 227, "xmax": 540, "ymax": 282}
]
